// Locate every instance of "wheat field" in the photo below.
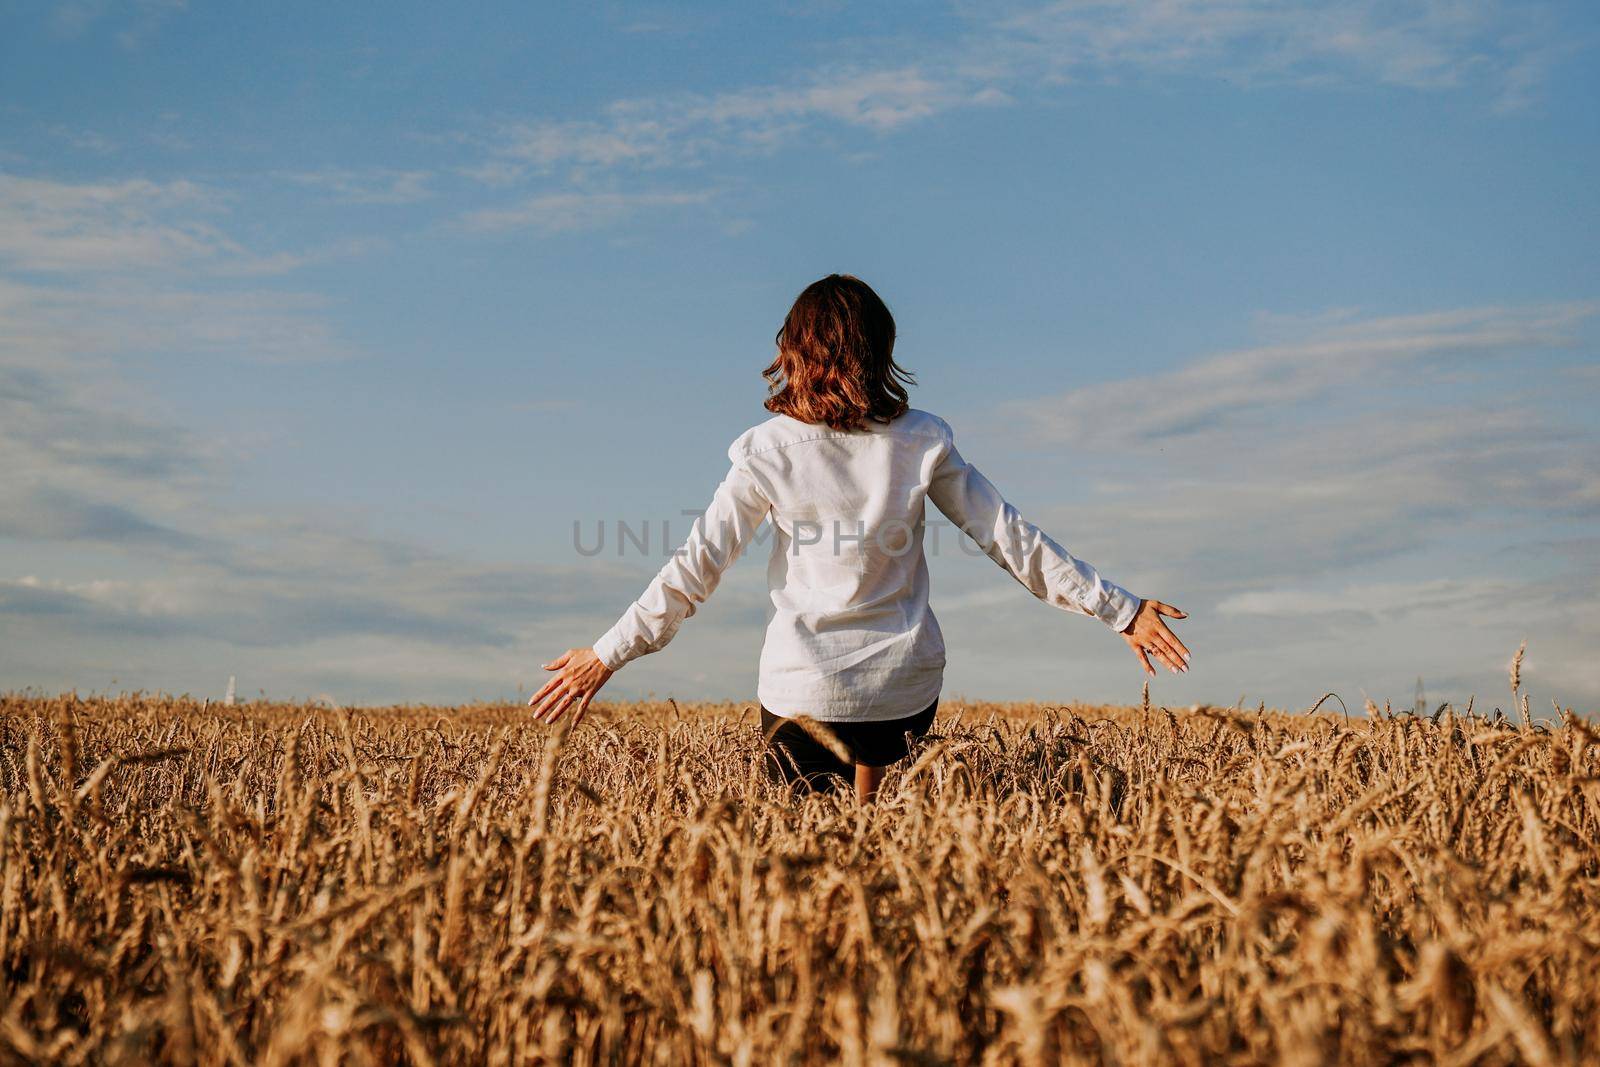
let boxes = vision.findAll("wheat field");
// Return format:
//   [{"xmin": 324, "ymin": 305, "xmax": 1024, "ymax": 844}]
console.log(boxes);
[{"xmin": 1, "ymin": 685, "xmax": 1596, "ymax": 1065}]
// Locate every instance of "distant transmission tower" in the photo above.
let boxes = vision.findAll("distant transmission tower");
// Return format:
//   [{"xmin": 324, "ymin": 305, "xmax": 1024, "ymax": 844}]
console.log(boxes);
[{"xmin": 1414, "ymin": 676, "xmax": 1426, "ymax": 717}]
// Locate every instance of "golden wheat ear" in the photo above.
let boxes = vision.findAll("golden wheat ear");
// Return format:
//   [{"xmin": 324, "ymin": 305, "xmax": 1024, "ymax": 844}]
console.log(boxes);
[{"xmin": 784, "ymin": 714, "xmax": 854, "ymax": 763}]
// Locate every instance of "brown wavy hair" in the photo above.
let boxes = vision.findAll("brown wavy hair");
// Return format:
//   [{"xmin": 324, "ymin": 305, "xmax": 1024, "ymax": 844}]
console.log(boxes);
[{"xmin": 763, "ymin": 274, "xmax": 915, "ymax": 431}]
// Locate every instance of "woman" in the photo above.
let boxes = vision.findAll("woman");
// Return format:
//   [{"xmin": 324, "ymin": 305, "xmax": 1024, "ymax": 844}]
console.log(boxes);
[{"xmin": 530, "ymin": 275, "xmax": 1190, "ymax": 802}]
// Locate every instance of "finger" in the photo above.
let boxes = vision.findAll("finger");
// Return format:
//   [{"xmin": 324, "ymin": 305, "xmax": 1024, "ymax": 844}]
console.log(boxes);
[
  {"xmin": 573, "ymin": 692, "xmax": 594, "ymax": 727},
  {"xmin": 542, "ymin": 650, "xmax": 574, "ymax": 671},
  {"xmin": 531, "ymin": 689, "xmax": 555, "ymax": 720},
  {"xmin": 1151, "ymin": 645, "xmax": 1184, "ymax": 674},
  {"xmin": 1154, "ymin": 601, "xmax": 1188, "ymax": 619},
  {"xmin": 1132, "ymin": 645, "xmax": 1155, "ymax": 677},
  {"xmin": 528, "ymin": 674, "xmax": 562, "ymax": 707},
  {"xmin": 543, "ymin": 690, "xmax": 577, "ymax": 724},
  {"xmin": 1156, "ymin": 621, "xmax": 1191, "ymax": 663},
  {"xmin": 532, "ymin": 682, "xmax": 571, "ymax": 720},
  {"xmin": 1152, "ymin": 639, "xmax": 1190, "ymax": 671},
  {"xmin": 1151, "ymin": 630, "xmax": 1189, "ymax": 670}
]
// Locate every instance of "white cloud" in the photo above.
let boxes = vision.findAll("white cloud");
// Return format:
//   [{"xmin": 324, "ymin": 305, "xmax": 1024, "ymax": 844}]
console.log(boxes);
[
  {"xmin": 0, "ymin": 360, "xmax": 214, "ymax": 493},
  {"xmin": 0, "ymin": 204, "xmax": 663, "ymax": 701},
  {"xmin": 0, "ymin": 173, "xmax": 370, "ymax": 372},
  {"xmin": 12, "ymin": 574, "xmax": 200, "ymax": 619},
  {"xmin": 1199, "ymin": 571, "xmax": 1597, "ymax": 714},
  {"xmin": 50, "ymin": 126, "xmax": 119, "ymax": 154},
  {"xmin": 1216, "ymin": 577, "xmax": 1516, "ymax": 619},
  {"xmin": 481, "ymin": 67, "xmax": 983, "ymax": 182},
  {"xmin": 684, "ymin": 68, "xmax": 964, "ymax": 132},
  {"xmin": 48, "ymin": 0, "xmax": 189, "ymax": 48},
  {"xmin": 461, "ymin": 189, "xmax": 715, "ymax": 234},
  {"xmin": 1026, "ymin": 400, "xmax": 1598, "ymax": 590},
  {"xmin": 0, "ymin": 172, "xmax": 377, "ymax": 277},
  {"xmin": 0, "ymin": 277, "xmax": 358, "ymax": 367},
  {"xmin": 0, "ymin": 173, "xmax": 231, "ymax": 272},
  {"xmin": 282, "ymin": 168, "xmax": 433, "ymax": 205},
  {"xmin": 1001, "ymin": 302, "xmax": 1597, "ymax": 450},
  {"xmin": 986, "ymin": 0, "xmax": 1563, "ymax": 109},
  {"xmin": 466, "ymin": 0, "xmax": 1573, "ymax": 199},
  {"xmin": 0, "ymin": 343, "xmax": 667, "ymax": 700}
]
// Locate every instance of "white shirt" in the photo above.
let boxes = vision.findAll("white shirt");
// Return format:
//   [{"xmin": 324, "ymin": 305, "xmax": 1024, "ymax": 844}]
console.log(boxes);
[{"xmin": 593, "ymin": 409, "xmax": 1140, "ymax": 721}]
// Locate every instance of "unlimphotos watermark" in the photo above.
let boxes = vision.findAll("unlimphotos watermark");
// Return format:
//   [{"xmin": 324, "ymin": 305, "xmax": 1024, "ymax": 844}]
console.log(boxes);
[{"xmin": 572, "ymin": 514, "xmax": 1045, "ymax": 559}]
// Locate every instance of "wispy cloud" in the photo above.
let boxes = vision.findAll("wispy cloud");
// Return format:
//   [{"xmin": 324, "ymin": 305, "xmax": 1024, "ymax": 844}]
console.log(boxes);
[
  {"xmin": 49, "ymin": 0, "xmax": 189, "ymax": 48},
  {"xmin": 0, "ymin": 361, "xmax": 213, "ymax": 487},
  {"xmin": 478, "ymin": 67, "xmax": 1003, "ymax": 184},
  {"xmin": 282, "ymin": 168, "xmax": 433, "ymax": 205},
  {"xmin": 0, "ymin": 347, "xmax": 658, "ymax": 697},
  {"xmin": 0, "ymin": 489, "xmax": 676, "ymax": 699},
  {"xmin": 1216, "ymin": 577, "xmax": 1517, "ymax": 620},
  {"xmin": 0, "ymin": 174, "xmax": 369, "ymax": 368},
  {"xmin": 0, "ymin": 491, "xmax": 210, "ymax": 553},
  {"xmin": 49, "ymin": 126, "xmax": 119, "ymax": 154},
  {"xmin": 1204, "ymin": 571, "xmax": 1600, "ymax": 706},
  {"xmin": 466, "ymin": 0, "xmax": 1575, "ymax": 201},
  {"xmin": 0, "ymin": 277, "xmax": 358, "ymax": 367},
  {"xmin": 461, "ymin": 189, "xmax": 715, "ymax": 234},
  {"xmin": 0, "ymin": 163, "xmax": 674, "ymax": 699},
  {"xmin": 1016, "ymin": 401, "xmax": 1598, "ymax": 601},
  {"xmin": 441, "ymin": 1, "xmax": 1580, "ymax": 243},
  {"xmin": 453, "ymin": 62, "xmax": 1011, "ymax": 232},
  {"xmin": 985, "ymin": 0, "xmax": 1567, "ymax": 110},
  {"xmin": 0, "ymin": 172, "xmax": 378, "ymax": 277},
  {"xmin": 0, "ymin": 173, "xmax": 230, "ymax": 272},
  {"xmin": 1003, "ymin": 302, "xmax": 1597, "ymax": 450}
]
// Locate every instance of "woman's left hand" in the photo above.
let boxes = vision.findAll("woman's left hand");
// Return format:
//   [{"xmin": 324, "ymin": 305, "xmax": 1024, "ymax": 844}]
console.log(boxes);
[{"xmin": 528, "ymin": 647, "xmax": 613, "ymax": 726}]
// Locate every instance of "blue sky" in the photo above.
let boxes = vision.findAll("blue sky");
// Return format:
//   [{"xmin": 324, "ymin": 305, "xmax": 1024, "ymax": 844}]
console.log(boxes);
[{"xmin": 2, "ymin": 0, "xmax": 1597, "ymax": 713}]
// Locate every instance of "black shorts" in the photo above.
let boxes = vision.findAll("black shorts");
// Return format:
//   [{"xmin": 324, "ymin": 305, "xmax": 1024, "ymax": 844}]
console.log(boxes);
[{"xmin": 761, "ymin": 700, "xmax": 937, "ymax": 793}]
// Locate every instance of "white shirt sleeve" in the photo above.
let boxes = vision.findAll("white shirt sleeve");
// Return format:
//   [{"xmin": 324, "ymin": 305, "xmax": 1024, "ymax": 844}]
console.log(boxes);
[
  {"xmin": 592, "ymin": 457, "xmax": 771, "ymax": 671},
  {"xmin": 928, "ymin": 428, "xmax": 1140, "ymax": 633}
]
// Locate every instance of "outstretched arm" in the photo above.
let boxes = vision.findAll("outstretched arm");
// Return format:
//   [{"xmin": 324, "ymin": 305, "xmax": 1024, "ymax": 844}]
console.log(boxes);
[
  {"xmin": 530, "ymin": 459, "xmax": 770, "ymax": 724},
  {"xmin": 927, "ymin": 431, "xmax": 1190, "ymax": 676}
]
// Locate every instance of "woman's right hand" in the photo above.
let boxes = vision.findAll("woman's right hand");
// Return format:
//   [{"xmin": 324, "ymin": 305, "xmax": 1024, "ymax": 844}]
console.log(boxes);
[
  {"xmin": 529, "ymin": 647, "xmax": 614, "ymax": 726},
  {"xmin": 1121, "ymin": 600, "xmax": 1190, "ymax": 676}
]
